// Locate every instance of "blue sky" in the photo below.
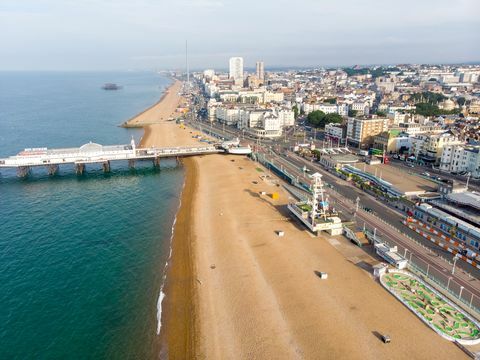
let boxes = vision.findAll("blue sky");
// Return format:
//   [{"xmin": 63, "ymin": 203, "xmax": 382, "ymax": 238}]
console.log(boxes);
[{"xmin": 0, "ymin": 0, "xmax": 479, "ymax": 70}]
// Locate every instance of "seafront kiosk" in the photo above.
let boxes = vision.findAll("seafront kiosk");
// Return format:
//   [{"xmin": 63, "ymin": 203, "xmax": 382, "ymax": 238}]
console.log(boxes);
[
  {"xmin": 374, "ymin": 242, "xmax": 408, "ymax": 269},
  {"xmin": 288, "ymin": 172, "xmax": 343, "ymax": 235}
]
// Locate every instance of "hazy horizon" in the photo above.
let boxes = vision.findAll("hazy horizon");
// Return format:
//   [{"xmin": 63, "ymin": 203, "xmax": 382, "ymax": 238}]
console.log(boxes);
[{"xmin": 1, "ymin": 0, "xmax": 479, "ymax": 71}]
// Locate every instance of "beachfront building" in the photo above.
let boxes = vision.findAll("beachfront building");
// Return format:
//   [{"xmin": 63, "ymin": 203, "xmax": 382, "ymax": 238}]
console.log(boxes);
[
  {"xmin": 303, "ymin": 103, "xmax": 349, "ymax": 116},
  {"xmin": 410, "ymin": 132, "xmax": 463, "ymax": 165},
  {"xmin": 346, "ymin": 117, "xmax": 388, "ymax": 148},
  {"xmin": 276, "ymin": 107, "xmax": 295, "ymax": 127},
  {"xmin": 216, "ymin": 106, "xmax": 240, "ymax": 126},
  {"xmin": 325, "ymin": 123, "xmax": 345, "ymax": 143},
  {"xmin": 373, "ymin": 130, "xmax": 412, "ymax": 154},
  {"xmin": 440, "ymin": 144, "xmax": 480, "ymax": 177},
  {"xmin": 229, "ymin": 57, "xmax": 244, "ymax": 86}
]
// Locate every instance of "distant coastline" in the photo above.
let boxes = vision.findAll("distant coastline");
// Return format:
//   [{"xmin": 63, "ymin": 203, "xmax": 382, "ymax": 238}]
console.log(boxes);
[{"xmin": 121, "ymin": 78, "xmax": 179, "ymax": 129}]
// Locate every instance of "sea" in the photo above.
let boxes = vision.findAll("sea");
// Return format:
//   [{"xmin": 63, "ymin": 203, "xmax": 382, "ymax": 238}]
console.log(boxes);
[{"xmin": 0, "ymin": 71, "xmax": 183, "ymax": 358}]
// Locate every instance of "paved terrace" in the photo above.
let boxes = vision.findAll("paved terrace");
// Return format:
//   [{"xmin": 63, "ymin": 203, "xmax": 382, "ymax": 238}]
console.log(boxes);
[{"xmin": 350, "ymin": 162, "xmax": 438, "ymax": 196}]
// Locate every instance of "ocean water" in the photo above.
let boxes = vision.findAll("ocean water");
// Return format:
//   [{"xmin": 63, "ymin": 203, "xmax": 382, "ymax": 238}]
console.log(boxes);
[{"xmin": 0, "ymin": 72, "xmax": 183, "ymax": 358}]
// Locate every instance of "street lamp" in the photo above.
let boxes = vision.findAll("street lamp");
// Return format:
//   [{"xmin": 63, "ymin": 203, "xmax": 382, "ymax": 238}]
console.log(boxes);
[
  {"xmin": 447, "ymin": 277, "xmax": 452, "ymax": 291},
  {"xmin": 452, "ymin": 254, "xmax": 460, "ymax": 275}
]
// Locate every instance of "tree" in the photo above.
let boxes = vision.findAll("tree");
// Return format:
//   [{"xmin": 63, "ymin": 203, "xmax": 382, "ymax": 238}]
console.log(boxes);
[
  {"xmin": 348, "ymin": 109, "xmax": 358, "ymax": 117},
  {"xmin": 324, "ymin": 98, "xmax": 337, "ymax": 104},
  {"xmin": 457, "ymin": 97, "xmax": 466, "ymax": 106},
  {"xmin": 376, "ymin": 110, "xmax": 387, "ymax": 117},
  {"xmin": 324, "ymin": 113, "xmax": 342, "ymax": 124},
  {"xmin": 307, "ymin": 110, "xmax": 326, "ymax": 127},
  {"xmin": 307, "ymin": 111, "xmax": 342, "ymax": 128},
  {"xmin": 415, "ymin": 103, "xmax": 461, "ymax": 116},
  {"xmin": 292, "ymin": 104, "xmax": 299, "ymax": 120}
]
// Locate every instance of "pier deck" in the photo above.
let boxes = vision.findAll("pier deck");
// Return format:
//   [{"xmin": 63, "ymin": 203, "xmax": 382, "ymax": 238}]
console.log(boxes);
[{"xmin": 0, "ymin": 141, "xmax": 222, "ymax": 175}]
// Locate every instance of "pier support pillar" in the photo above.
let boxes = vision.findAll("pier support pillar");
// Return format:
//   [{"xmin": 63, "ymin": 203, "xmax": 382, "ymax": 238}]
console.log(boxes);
[
  {"xmin": 102, "ymin": 161, "xmax": 111, "ymax": 173},
  {"xmin": 17, "ymin": 166, "xmax": 31, "ymax": 178},
  {"xmin": 75, "ymin": 163, "xmax": 85, "ymax": 175},
  {"xmin": 128, "ymin": 159, "xmax": 135, "ymax": 169},
  {"xmin": 153, "ymin": 157, "xmax": 160, "ymax": 168},
  {"xmin": 47, "ymin": 164, "xmax": 59, "ymax": 176}
]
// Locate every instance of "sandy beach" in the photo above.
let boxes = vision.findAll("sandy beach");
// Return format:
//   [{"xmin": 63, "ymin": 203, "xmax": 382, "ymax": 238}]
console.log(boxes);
[
  {"xmin": 191, "ymin": 154, "xmax": 466, "ymax": 359},
  {"xmin": 127, "ymin": 81, "xmax": 466, "ymax": 359}
]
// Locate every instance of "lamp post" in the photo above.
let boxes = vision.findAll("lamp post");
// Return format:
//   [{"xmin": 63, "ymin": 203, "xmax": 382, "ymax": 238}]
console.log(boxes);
[
  {"xmin": 452, "ymin": 254, "xmax": 460, "ymax": 275},
  {"xmin": 459, "ymin": 286, "xmax": 465, "ymax": 300},
  {"xmin": 447, "ymin": 277, "xmax": 452, "ymax": 291}
]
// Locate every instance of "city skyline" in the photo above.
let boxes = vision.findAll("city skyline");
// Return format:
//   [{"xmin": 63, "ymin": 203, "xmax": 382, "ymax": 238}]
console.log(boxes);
[{"xmin": 0, "ymin": 0, "xmax": 479, "ymax": 71}]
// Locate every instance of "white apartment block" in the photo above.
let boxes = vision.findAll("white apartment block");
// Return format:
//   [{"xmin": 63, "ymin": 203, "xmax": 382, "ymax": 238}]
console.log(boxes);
[
  {"xmin": 410, "ymin": 132, "xmax": 463, "ymax": 164},
  {"xmin": 219, "ymin": 92, "xmax": 239, "ymax": 102},
  {"xmin": 396, "ymin": 123, "xmax": 445, "ymax": 136},
  {"xmin": 440, "ymin": 145, "xmax": 480, "ymax": 177},
  {"xmin": 216, "ymin": 107, "xmax": 240, "ymax": 125},
  {"xmin": 229, "ymin": 57, "xmax": 244, "ymax": 86},
  {"xmin": 325, "ymin": 123, "xmax": 344, "ymax": 140},
  {"xmin": 237, "ymin": 108, "xmax": 284, "ymax": 138},
  {"xmin": 263, "ymin": 91, "xmax": 284, "ymax": 103},
  {"xmin": 303, "ymin": 103, "xmax": 349, "ymax": 116},
  {"xmin": 276, "ymin": 108, "xmax": 295, "ymax": 127},
  {"xmin": 256, "ymin": 61, "xmax": 265, "ymax": 81},
  {"xmin": 351, "ymin": 101, "xmax": 370, "ymax": 116}
]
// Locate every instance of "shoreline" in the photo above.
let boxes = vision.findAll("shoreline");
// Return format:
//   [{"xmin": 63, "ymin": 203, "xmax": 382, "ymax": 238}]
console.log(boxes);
[
  {"xmin": 122, "ymin": 79, "xmax": 200, "ymax": 358},
  {"xmin": 158, "ymin": 157, "xmax": 198, "ymax": 359},
  {"xmin": 121, "ymin": 78, "xmax": 176, "ymax": 128}
]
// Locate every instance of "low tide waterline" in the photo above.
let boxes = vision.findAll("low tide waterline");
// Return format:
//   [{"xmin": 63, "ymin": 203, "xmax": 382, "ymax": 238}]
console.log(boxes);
[{"xmin": 0, "ymin": 72, "xmax": 183, "ymax": 358}]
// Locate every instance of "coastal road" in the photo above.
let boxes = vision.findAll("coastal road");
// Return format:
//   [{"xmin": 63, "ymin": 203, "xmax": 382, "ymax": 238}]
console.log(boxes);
[
  {"xmin": 284, "ymin": 152, "xmax": 480, "ymax": 276},
  {"xmin": 190, "ymin": 118, "xmax": 480, "ymax": 309},
  {"xmin": 189, "ymin": 118, "xmax": 480, "ymax": 281},
  {"xmin": 269, "ymin": 151, "xmax": 480, "ymax": 303}
]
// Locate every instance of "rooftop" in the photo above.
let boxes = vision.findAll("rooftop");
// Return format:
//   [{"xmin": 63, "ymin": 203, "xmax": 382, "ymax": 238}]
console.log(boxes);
[{"xmin": 446, "ymin": 191, "xmax": 480, "ymax": 211}]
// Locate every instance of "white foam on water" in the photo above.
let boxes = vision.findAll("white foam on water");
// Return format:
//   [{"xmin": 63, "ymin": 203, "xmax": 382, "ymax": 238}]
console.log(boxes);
[{"xmin": 156, "ymin": 174, "xmax": 186, "ymax": 335}]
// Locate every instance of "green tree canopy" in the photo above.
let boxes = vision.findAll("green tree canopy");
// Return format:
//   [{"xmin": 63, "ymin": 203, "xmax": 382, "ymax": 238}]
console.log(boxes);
[
  {"xmin": 411, "ymin": 91, "xmax": 446, "ymax": 104},
  {"xmin": 292, "ymin": 104, "xmax": 299, "ymax": 119},
  {"xmin": 415, "ymin": 103, "xmax": 460, "ymax": 116},
  {"xmin": 348, "ymin": 109, "xmax": 358, "ymax": 117},
  {"xmin": 307, "ymin": 110, "xmax": 342, "ymax": 128},
  {"xmin": 324, "ymin": 98, "xmax": 337, "ymax": 104}
]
